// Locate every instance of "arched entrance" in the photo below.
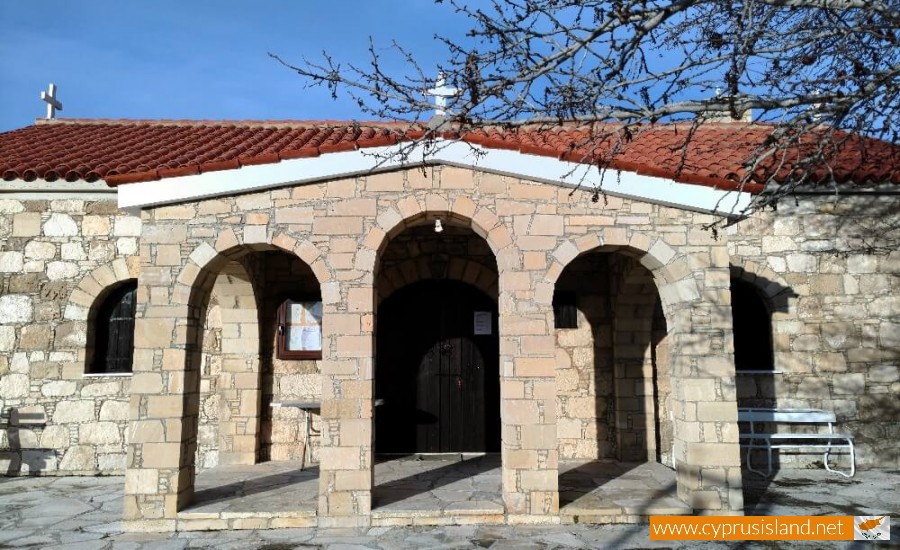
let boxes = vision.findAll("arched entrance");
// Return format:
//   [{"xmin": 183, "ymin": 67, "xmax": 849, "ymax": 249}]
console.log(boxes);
[
  {"xmin": 554, "ymin": 246, "xmax": 686, "ymax": 517},
  {"xmin": 375, "ymin": 279, "xmax": 500, "ymax": 453}
]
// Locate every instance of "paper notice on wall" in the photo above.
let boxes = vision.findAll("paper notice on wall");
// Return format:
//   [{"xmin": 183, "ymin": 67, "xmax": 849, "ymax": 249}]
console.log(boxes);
[
  {"xmin": 474, "ymin": 311, "xmax": 492, "ymax": 335},
  {"xmin": 288, "ymin": 325, "xmax": 321, "ymax": 351}
]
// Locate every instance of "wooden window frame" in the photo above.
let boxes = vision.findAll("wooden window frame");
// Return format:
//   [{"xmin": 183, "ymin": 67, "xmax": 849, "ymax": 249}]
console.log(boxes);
[
  {"xmin": 90, "ymin": 281, "xmax": 137, "ymax": 374},
  {"xmin": 276, "ymin": 297, "xmax": 323, "ymax": 360}
]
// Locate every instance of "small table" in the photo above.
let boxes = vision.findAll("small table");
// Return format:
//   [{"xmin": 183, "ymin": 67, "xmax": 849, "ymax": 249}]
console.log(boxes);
[{"xmin": 270, "ymin": 401, "xmax": 320, "ymax": 470}]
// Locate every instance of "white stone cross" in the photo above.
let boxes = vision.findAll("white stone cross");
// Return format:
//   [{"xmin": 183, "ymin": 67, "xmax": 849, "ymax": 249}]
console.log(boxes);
[
  {"xmin": 426, "ymin": 72, "xmax": 459, "ymax": 116},
  {"xmin": 41, "ymin": 83, "xmax": 63, "ymax": 119}
]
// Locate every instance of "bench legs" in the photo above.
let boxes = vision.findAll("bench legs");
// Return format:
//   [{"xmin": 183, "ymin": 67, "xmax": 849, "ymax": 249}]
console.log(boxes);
[
  {"xmin": 744, "ymin": 439, "xmax": 773, "ymax": 478},
  {"xmin": 824, "ymin": 438, "xmax": 855, "ymax": 478},
  {"xmin": 743, "ymin": 438, "xmax": 856, "ymax": 478}
]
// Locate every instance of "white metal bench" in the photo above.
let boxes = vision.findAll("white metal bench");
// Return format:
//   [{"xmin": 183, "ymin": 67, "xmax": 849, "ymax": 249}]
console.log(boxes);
[{"xmin": 738, "ymin": 408, "xmax": 855, "ymax": 478}]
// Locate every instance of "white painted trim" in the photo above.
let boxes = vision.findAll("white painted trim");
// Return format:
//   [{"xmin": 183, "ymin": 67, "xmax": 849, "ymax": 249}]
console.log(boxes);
[
  {"xmin": 1, "ymin": 179, "xmax": 116, "ymax": 200},
  {"xmin": 116, "ymin": 140, "xmax": 753, "ymax": 215}
]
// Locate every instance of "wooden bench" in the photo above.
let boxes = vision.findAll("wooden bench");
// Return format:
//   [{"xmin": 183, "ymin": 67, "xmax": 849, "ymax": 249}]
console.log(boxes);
[{"xmin": 738, "ymin": 408, "xmax": 855, "ymax": 478}]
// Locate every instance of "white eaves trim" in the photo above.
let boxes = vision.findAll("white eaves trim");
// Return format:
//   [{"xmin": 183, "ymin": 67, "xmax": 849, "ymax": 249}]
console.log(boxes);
[
  {"xmin": 1, "ymin": 178, "xmax": 116, "ymax": 200},
  {"xmin": 116, "ymin": 139, "xmax": 752, "ymax": 215}
]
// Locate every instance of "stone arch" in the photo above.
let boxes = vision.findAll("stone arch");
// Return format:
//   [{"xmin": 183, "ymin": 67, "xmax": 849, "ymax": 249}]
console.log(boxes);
[
  {"xmin": 550, "ymin": 238, "xmax": 677, "ymax": 464},
  {"xmin": 63, "ymin": 258, "xmax": 138, "ymax": 323},
  {"xmin": 59, "ymin": 258, "xmax": 139, "ymax": 372},
  {"xmin": 164, "ymin": 237, "xmax": 328, "ymax": 508},
  {"xmin": 544, "ymin": 229, "xmax": 683, "ymax": 329},
  {"xmin": 363, "ymin": 194, "xmax": 512, "ymax": 276}
]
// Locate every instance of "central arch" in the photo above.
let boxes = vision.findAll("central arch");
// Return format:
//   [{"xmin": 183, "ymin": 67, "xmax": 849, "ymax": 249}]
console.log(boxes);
[{"xmin": 374, "ymin": 219, "xmax": 501, "ymax": 454}]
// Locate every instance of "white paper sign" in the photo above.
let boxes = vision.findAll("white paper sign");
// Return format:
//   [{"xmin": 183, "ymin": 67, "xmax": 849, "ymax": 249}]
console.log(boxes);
[{"xmin": 474, "ymin": 311, "xmax": 492, "ymax": 335}]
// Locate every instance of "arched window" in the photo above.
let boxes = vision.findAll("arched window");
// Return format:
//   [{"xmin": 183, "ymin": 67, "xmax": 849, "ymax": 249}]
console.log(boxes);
[
  {"xmin": 730, "ymin": 278, "xmax": 774, "ymax": 371},
  {"xmin": 89, "ymin": 280, "xmax": 137, "ymax": 374}
]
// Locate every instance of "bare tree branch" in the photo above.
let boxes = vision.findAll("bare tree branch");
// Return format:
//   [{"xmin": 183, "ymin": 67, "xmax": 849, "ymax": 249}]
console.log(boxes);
[{"xmin": 273, "ymin": 0, "xmax": 899, "ymax": 250}]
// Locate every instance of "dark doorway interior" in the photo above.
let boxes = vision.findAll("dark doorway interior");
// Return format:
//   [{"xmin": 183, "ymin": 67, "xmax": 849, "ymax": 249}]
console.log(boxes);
[{"xmin": 376, "ymin": 279, "xmax": 500, "ymax": 453}]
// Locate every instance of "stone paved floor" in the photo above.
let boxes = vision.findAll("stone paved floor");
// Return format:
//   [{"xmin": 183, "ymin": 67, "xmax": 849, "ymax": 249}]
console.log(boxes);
[
  {"xmin": 186, "ymin": 460, "xmax": 319, "ymax": 517},
  {"xmin": 559, "ymin": 460, "xmax": 690, "ymax": 520},
  {"xmin": 0, "ymin": 467, "xmax": 897, "ymax": 548},
  {"xmin": 372, "ymin": 454, "xmax": 505, "ymax": 524},
  {"xmin": 185, "ymin": 455, "xmax": 687, "ymax": 525}
]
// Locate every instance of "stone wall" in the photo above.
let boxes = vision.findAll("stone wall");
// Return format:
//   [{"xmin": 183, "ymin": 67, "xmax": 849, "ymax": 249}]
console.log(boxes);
[
  {"xmin": 726, "ymin": 194, "xmax": 900, "ymax": 467},
  {"xmin": 3, "ymin": 167, "xmax": 895, "ymax": 530},
  {"xmin": 122, "ymin": 165, "xmax": 744, "ymax": 530},
  {"xmin": 554, "ymin": 252, "xmax": 615, "ymax": 461},
  {"xmin": 0, "ymin": 197, "xmax": 140, "ymax": 474}
]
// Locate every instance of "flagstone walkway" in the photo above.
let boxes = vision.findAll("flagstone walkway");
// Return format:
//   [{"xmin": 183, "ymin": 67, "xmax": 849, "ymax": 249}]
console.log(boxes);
[{"xmin": 0, "ymin": 465, "xmax": 896, "ymax": 548}]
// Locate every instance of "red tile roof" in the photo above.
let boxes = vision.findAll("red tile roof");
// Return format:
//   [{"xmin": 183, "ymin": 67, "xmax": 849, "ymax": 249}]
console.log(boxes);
[{"xmin": 1, "ymin": 118, "xmax": 897, "ymax": 193}]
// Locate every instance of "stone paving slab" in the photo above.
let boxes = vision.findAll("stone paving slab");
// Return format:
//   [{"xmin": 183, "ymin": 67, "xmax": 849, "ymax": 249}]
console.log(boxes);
[{"xmin": 1, "ymin": 468, "xmax": 898, "ymax": 548}]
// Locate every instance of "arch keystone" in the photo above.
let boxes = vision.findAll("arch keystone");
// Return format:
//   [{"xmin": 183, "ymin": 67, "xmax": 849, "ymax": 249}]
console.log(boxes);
[
  {"xmin": 242, "ymin": 225, "xmax": 269, "ymax": 245},
  {"xmin": 424, "ymin": 193, "xmax": 450, "ymax": 212},
  {"xmin": 601, "ymin": 227, "xmax": 628, "ymax": 247}
]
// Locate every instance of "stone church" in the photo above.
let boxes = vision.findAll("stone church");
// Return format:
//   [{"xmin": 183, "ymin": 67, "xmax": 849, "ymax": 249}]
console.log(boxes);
[{"xmin": 0, "ymin": 116, "xmax": 897, "ymax": 531}]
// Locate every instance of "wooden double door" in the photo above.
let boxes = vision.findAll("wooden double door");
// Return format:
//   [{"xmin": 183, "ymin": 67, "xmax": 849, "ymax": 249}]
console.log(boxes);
[{"xmin": 375, "ymin": 280, "xmax": 500, "ymax": 453}]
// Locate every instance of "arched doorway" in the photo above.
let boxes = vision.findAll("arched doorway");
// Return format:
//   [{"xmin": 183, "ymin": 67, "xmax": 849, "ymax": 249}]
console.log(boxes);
[{"xmin": 376, "ymin": 279, "xmax": 500, "ymax": 453}]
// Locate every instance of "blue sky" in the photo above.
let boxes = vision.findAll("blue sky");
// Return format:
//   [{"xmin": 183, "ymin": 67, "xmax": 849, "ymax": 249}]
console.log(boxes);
[{"xmin": 0, "ymin": 1, "xmax": 465, "ymax": 132}]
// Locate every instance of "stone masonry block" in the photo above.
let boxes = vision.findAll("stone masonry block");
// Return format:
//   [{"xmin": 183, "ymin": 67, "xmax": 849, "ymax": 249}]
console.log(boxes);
[
  {"xmin": 12, "ymin": 212, "xmax": 41, "ymax": 236},
  {"xmin": 520, "ymin": 424, "xmax": 555, "ymax": 450},
  {"xmin": 696, "ymin": 402, "xmax": 737, "ymax": 422},
  {"xmin": 515, "ymin": 358, "xmax": 554, "ymax": 377},
  {"xmin": 685, "ymin": 442, "xmax": 740, "ymax": 467},
  {"xmin": 141, "ymin": 443, "xmax": 182, "ymax": 468},
  {"xmin": 318, "ymin": 447, "xmax": 362, "ymax": 470},
  {"xmin": 551, "ymin": 241, "xmax": 579, "ymax": 266},
  {"xmin": 832, "ymin": 373, "xmax": 865, "ymax": 394},
  {"xmin": 451, "ymin": 196, "xmax": 477, "ymax": 219},
  {"xmin": 502, "ymin": 400, "xmax": 540, "ymax": 425}
]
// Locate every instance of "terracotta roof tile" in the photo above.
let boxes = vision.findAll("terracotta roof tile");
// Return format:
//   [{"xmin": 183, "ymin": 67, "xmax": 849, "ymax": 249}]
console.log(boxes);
[{"xmin": 0, "ymin": 118, "xmax": 897, "ymax": 192}]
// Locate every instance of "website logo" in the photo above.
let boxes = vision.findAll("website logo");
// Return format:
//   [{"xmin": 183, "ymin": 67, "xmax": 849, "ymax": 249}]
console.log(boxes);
[{"xmin": 854, "ymin": 516, "xmax": 890, "ymax": 541}]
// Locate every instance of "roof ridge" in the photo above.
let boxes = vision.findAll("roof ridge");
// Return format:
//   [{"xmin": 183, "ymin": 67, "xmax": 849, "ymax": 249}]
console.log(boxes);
[{"xmin": 33, "ymin": 118, "xmax": 418, "ymax": 129}]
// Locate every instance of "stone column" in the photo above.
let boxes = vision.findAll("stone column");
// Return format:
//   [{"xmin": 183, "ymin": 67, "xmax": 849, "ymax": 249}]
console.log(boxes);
[
  {"xmin": 317, "ymin": 281, "xmax": 373, "ymax": 527},
  {"xmin": 123, "ymin": 217, "xmax": 198, "ymax": 531},
  {"xmin": 662, "ymin": 247, "xmax": 743, "ymax": 515},
  {"xmin": 499, "ymin": 281, "xmax": 559, "ymax": 523}
]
